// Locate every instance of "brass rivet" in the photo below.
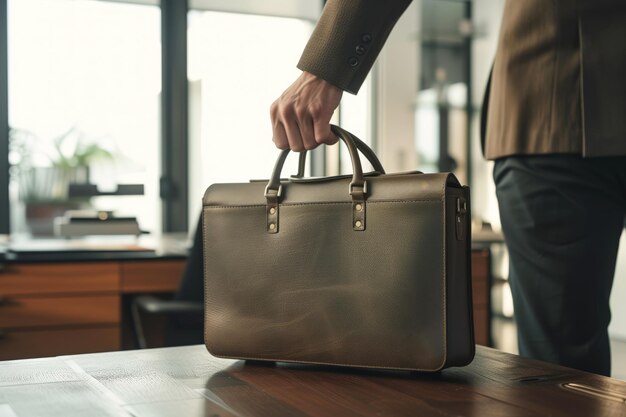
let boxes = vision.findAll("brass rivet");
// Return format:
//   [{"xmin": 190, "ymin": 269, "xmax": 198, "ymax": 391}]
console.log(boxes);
[
  {"xmin": 269, "ymin": 207, "xmax": 276, "ymax": 215},
  {"xmin": 269, "ymin": 223, "xmax": 276, "ymax": 230},
  {"xmin": 355, "ymin": 220, "xmax": 362, "ymax": 228},
  {"xmin": 355, "ymin": 203, "xmax": 363, "ymax": 211}
]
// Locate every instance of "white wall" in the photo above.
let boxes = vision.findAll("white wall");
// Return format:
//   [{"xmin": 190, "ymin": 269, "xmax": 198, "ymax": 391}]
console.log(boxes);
[
  {"xmin": 470, "ymin": 0, "xmax": 505, "ymax": 228},
  {"xmin": 610, "ymin": 231, "xmax": 626, "ymax": 340},
  {"xmin": 375, "ymin": 1, "xmax": 419, "ymax": 172}
]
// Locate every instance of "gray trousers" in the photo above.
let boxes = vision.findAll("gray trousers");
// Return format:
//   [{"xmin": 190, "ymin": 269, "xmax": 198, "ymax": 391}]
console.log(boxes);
[{"xmin": 493, "ymin": 154, "xmax": 626, "ymax": 376}]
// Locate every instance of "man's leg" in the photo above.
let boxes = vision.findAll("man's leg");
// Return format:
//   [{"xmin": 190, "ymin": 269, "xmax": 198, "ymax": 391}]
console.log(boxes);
[{"xmin": 494, "ymin": 155, "xmax": 626, "ymax": 376}]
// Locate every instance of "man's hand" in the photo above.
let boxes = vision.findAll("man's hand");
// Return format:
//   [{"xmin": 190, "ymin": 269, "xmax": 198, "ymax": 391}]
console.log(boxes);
[{"xmin": 271, "ymin": 71, "xmax": 343, "ymax": 151}]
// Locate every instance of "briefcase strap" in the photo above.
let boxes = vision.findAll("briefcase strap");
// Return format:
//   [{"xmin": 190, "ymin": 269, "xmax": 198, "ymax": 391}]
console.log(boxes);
[
  {"xmin": 264, "ymin": 125, "xmax": 373, "ymax": 234},
  {"xmin": 293, "ymin": 132, "xmax": 386, "ymax": 178}
]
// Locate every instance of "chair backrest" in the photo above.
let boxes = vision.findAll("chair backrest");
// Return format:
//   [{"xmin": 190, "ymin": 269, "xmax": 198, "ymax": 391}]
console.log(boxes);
[
  {"xmin": 164, "ymin": 216, "xmax": 205, "ymax": 346},
  {"xmin": 174, "ymin": 216, "xmax": 204, "ymax": 304}
]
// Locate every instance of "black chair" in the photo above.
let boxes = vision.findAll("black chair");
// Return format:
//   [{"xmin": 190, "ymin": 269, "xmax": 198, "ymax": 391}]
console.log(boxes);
[{"xmin": 132, "ymin": 217, "xmax": 204, "ymax": 348}]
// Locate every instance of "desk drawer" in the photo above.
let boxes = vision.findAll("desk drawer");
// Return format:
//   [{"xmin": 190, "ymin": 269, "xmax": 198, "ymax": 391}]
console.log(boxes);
[
  {"xmin": 120, "ymin": 260, "xmax": 185, "ymax": 293},
  {"xmin": 0, "ymin": 295, "xmax": 120, "ymax": 329},
  {"xmin": 471, "ymin": 249, "xmax": 491, "ymax": 346},
  {"xmin": 0, "ymin": 263, "xmax": 119, "ymax": 296},
  {"xmin": 0, "ymin": 326, "xmax": 120, "ymax": 360}
]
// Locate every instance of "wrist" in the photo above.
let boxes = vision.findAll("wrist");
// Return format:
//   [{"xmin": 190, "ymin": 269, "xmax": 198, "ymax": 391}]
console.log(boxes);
[{"xmin": 302, "ymin": 71, "xmax": 342, "ymax": 93}]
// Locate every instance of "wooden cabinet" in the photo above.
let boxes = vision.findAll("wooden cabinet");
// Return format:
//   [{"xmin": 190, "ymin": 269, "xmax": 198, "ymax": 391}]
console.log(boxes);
[
  {"xmin": 471, "ymin": 249, "xmax": 491, "ymax": 346},
  {"xmin": 0, "ymin": 295, "xmax": 119, "ymax": 329},
  {"xmin": 0, "ymin": 327, "xmax": 120, "ymax": 360},
  {"xmin": 0, "ymin": 259, "xmax": 185, "ymax": 361},
  {"xmin": 120, "ymin": 260, "xmax": 186, "ymax": 293},
  {"xmin": 0, "ymin": 263, "xmax": 119, "ymax": 295}
]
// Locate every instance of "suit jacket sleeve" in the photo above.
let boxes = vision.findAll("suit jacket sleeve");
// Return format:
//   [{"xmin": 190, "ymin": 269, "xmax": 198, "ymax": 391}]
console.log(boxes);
[{"xmin": 298, "ymin": 0, "xmax": 412, "ymax": 94}]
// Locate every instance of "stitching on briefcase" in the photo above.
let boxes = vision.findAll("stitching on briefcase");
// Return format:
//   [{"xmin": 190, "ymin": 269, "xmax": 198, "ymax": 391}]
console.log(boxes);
[{"xmin": 203, "ymin": 199, "xmax": 442, "ymax": 209}]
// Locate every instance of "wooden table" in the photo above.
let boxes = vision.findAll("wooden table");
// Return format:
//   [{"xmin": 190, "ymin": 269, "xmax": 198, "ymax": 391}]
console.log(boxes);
[{"xmin": 0, "ymin": 345, "xmax": 624, "ymax": 417}]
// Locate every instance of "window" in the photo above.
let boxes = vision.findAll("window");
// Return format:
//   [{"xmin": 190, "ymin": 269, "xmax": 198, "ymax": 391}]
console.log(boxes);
[
  {"xmin": 4, "ymin": 0, "xmax": 373, "ymax": 236},
  {"xmin": 8, "ymin": 0, "xmax": 161, "ymax": 235},
  {"xmin": 187, "ymin": 4, "xmax": 319, "ymax": 229}
]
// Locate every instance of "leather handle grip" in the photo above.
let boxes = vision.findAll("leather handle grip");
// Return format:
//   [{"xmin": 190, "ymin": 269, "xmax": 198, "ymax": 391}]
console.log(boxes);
[
  {"xmin": 266, "ymin": 125, "xmax": 369, "ymax": 198},
  {"xmin": 293, "ymin": 131, "xmax": 386, "ymax": 178}
]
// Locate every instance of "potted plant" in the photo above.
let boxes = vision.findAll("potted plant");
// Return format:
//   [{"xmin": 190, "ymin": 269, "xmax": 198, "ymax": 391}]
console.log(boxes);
[{"xmin": 9, "ymin": 127, "xmax": 115, "ymax": 235}]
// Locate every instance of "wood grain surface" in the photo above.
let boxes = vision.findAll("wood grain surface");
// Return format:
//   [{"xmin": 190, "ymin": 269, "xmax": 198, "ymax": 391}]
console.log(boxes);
[
  {"xmin": 120, "ymin": 260, "xmax": 185, "ymax": 293},
  {"xmin": 0, "ymin": 345, "xmax": 624, "ymax": 417},
  {"xmin": 471, "ymin": 249, "xmax": 491, "ymax": 346},
  {"xmin": 0, "ymin": 295, "xmax": 120, "ymax": 329},
  {"xmin": 0, "ymin": 326, "xmax": 120, "ymax": 360},
  {"xmin": 0, "ymin": 263, "xmax": 120, "ymax": 296}
]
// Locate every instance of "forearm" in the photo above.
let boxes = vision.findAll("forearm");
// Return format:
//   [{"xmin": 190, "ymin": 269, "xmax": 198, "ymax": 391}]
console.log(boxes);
[{"xmin": 298, "ymin": 0, "xmax": 412, "ymax": 94}]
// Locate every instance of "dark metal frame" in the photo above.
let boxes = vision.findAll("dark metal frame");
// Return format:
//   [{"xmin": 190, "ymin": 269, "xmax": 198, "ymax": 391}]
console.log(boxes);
[
  {"xmin": 160, "ymin": 0, "xmax": 189, "ymax": 233},
  {"xmin": 0, "ymin": 0, "xmax": 9, "ymax": 234},
  {"xmin": 463, "ymin": 0, "xmax": 473, "ymax": 187}
]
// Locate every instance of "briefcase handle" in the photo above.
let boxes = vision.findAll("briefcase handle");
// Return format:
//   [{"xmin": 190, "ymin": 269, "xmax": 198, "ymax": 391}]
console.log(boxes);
[
  {"xmin": 266, "ymin": 125, "xmax": 370, "ymax": 198},
  {"xmin": 265, "ymin": 125, "xmax": 374, "ymax": 233},
  {"xmin": 293, "ymin": 129, "xmax": 386, "ymax": 178}
]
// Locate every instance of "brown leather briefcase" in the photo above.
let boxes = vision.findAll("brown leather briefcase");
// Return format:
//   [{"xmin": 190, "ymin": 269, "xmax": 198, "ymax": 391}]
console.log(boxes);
[{"xmin": 202, "ymin": 125, "xmax": 475, "ymax": 371}]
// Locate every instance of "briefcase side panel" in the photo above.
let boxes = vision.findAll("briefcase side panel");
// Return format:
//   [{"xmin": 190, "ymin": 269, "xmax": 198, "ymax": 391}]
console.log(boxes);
[
  {"xmin": 444, "ymin": 186, "xmax": 476, "ymax": 367},
  {"xmin": 202, "ymin": 196, "xmax": 449, "ymax": 372}
]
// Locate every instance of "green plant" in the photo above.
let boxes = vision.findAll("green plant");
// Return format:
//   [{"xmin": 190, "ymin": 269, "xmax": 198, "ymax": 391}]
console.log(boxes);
[
  {"xmin": 49, "ymin": 127, "xmax": 114, "ymax": 171},
  {"xmin": 9, "ymin": 127, "xmax": 115, "ymax": 202}
]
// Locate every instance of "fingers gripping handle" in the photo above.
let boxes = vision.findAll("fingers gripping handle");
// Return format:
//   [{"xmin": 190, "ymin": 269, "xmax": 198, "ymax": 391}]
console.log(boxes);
[{"xmin": 292, "ymin": 130, "xmax": 386, "ymax": 178}]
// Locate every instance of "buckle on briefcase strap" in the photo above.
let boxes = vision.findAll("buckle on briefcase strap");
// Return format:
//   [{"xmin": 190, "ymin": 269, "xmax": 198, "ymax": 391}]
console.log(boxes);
[
  {"xmin": 264, "ymin": 184, "xmax": 283, "ymax": 199},
  {"xmin": 349, "ymin": 181, "xmax": 368, "ymax": 196}
]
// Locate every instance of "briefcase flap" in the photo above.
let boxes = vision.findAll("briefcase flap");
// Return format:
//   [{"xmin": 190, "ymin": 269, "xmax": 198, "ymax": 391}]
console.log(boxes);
[{"xmin": 202, "ymin": 171, "xmax": 460, "ymax": 206}]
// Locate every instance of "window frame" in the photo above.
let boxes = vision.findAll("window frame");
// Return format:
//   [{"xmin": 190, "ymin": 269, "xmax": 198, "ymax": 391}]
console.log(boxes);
[
  {"xmin": 0, "ymin": 0, "xmax": 8, "ymax": 234},
  {"xmin": 161, "ymin": 0, "xmax": 189, "ymax": 233}
]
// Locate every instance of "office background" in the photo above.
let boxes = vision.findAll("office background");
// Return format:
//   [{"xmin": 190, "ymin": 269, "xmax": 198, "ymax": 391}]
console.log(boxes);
[{"xmin": 0, "ymin": 0, "xmax": 625, "ymax": 376}]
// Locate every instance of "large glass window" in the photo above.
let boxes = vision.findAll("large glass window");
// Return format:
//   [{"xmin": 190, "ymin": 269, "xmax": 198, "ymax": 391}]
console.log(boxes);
[
  {"xmin": 8, "ymin": 0, "xmax": 161, "ymax": 235},
  {"xmin": 187, "ymin": 8, "xmax": 317, "ymax": 227}
]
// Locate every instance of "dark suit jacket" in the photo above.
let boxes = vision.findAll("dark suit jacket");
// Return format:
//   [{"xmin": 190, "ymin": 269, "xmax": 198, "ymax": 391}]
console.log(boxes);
[{"xmin": 297, "ymin": 0, "xmax": 626, "ymax": 159}]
